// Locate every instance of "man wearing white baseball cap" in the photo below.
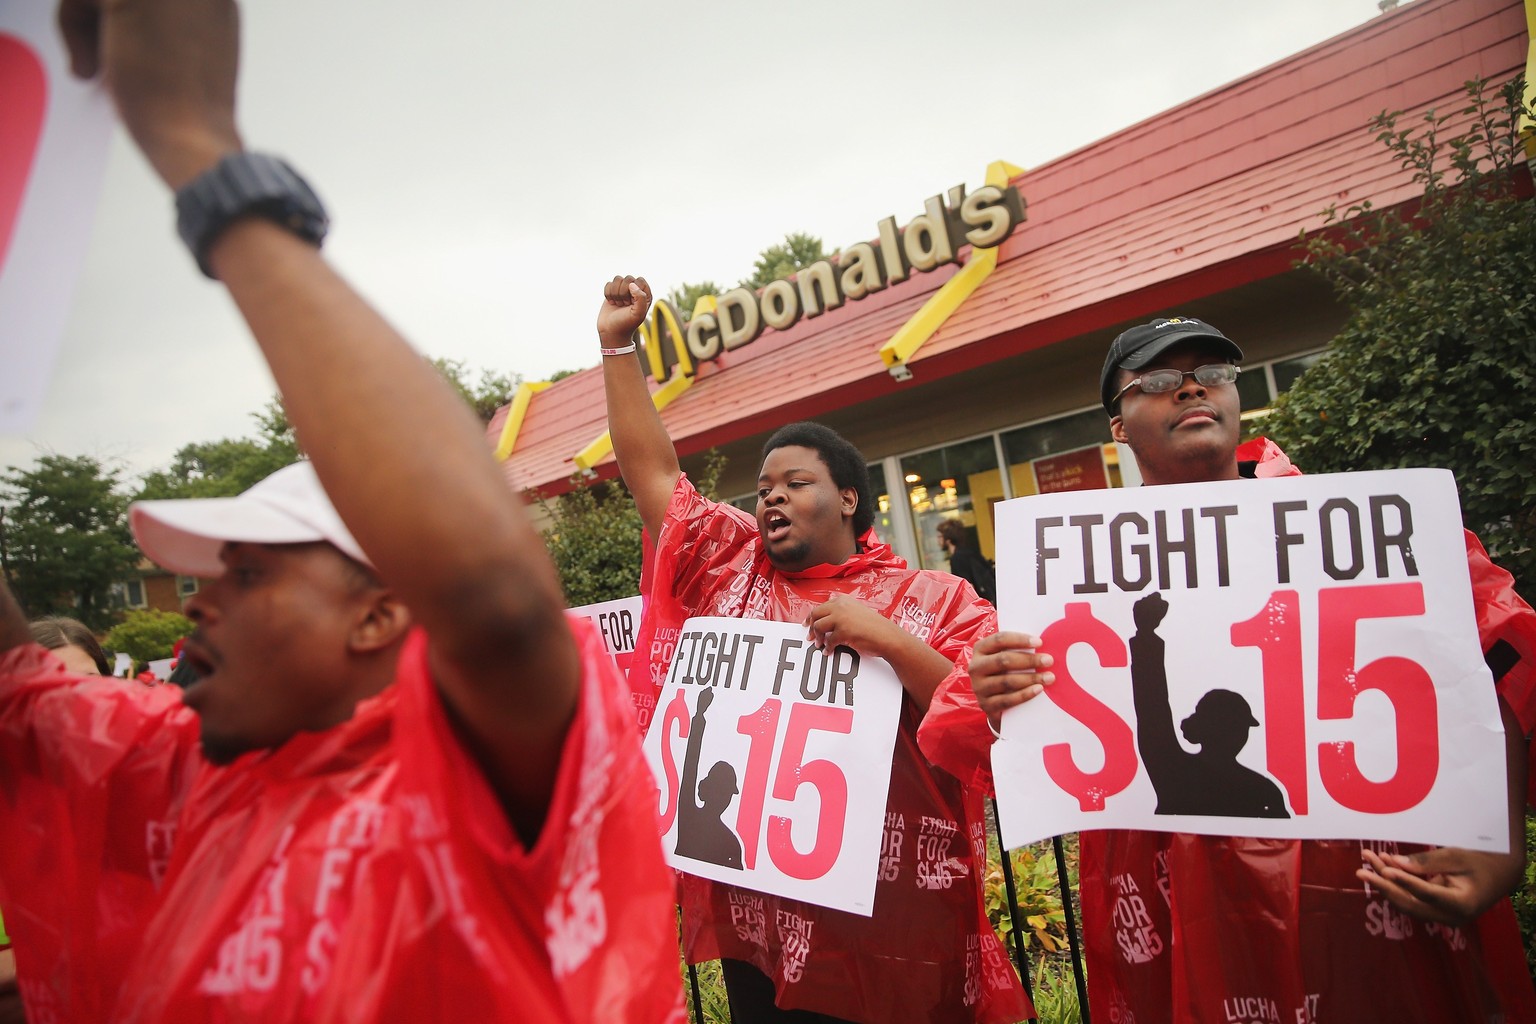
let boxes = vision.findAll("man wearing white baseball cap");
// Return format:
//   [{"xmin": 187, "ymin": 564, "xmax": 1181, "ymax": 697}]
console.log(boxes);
[{"xmin": 0, "ymin": 1, "xmax": 683, "ymax": 1021}]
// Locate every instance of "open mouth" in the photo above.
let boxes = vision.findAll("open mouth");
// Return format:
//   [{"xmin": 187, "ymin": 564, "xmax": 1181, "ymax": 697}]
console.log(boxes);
[
  {"xmin": 763, "ymin": 510, "xmax": 792, "ymax": 542},
  {"xmin": 178, "ymin": 639, "xmax": 217, "ymax": 690}
]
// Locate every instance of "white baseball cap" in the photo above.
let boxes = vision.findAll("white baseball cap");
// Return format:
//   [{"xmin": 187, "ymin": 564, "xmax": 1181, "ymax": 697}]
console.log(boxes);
[{"xmin": 130, "ymin": 462, "xmax": 371, "ymax": 578}]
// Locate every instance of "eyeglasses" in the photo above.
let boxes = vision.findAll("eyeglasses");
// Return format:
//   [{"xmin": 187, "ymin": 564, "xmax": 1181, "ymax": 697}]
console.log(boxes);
[{"xmin": 1112, "ymin": 363, "xmax": 1240, "ymax": 405}]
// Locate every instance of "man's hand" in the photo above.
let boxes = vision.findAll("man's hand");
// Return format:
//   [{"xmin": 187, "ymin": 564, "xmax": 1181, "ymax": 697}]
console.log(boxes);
[
  {"xmin": 968, "ymin": 631, "xmax": 1054, "ymax": 729},
  {"xmin": 803, "ymin": 595, "xmax": 954, "ymax": 709},
  {"xmin": 598, "ymin": 275, "xmax": 652, "ymax": 348},
  {"xmin": 1357, "ymin": 845, "xmax": 1523, "ymax": 927},
  {"xmin": 804, "ymin": 595, "xmax": 905, "ymax": 656},
  {"xmin": 58, "ymin": 0, "xmax": 242, "ymax": 188}
]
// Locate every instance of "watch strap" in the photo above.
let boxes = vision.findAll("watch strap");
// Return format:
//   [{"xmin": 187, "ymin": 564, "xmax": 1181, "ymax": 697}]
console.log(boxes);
[{"xmin": 175, "ymin": 153, "xmax": 329, "ymax": 278}]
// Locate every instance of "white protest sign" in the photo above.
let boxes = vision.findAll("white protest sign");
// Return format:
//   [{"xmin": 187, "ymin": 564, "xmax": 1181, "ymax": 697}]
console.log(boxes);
[
  {"xmin": 568, "ymin": 595, "xmax": 641, "ymax": 671},
  {"xmin": 641, "ymin": 616, "xmax": 904, "ymax": 916},
  {"xmin": 0, "ymin": 6, "xmax": 113, "ymax": 434},
  {"xmin": 991, "ymin": 469, "xmax": 1509, "ymax": 852},
  {"xmin": 568, "ymin": 596, "xmax": 650, "ymax": 727}
]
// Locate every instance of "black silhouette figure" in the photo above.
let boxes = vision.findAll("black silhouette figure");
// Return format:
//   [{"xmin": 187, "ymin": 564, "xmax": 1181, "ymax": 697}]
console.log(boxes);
[
  {"xmin": 676, "ymin": 688, "xmax": 745, "ymax": 868},
  {"xmin": 1130, "ymin": 592, "xmax": 1289, "ymax": 818}
]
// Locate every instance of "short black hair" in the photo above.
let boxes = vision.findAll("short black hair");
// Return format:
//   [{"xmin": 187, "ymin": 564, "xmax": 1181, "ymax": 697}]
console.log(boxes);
[{"xmin": 762, "ymin": 422, "xmax": 874, "ymax": 535}]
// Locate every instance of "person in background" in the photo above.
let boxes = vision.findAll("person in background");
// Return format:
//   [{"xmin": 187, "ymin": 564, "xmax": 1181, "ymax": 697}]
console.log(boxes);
[
  {"xmin": 936, "ymin": 520, "xmax": 996, "ymax": 606},
  {"xmin": 27, "ymin": 618, "xmax": 110, "ymax": 677},
  {"xmin": 919, "ymin": 316, "xmax": 1536, "ymax": 1022}
]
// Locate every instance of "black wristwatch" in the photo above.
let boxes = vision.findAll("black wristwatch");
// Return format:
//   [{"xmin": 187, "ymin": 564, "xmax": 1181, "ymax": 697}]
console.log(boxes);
[{"xmin": 175, "ymin": 153, "xmax": 329, "ymax": 278}]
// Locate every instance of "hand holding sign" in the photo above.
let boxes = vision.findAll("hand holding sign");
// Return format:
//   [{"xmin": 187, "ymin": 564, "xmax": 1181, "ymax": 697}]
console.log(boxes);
[
  {"xmin": 804, "ymin": 593, "xmax": 899, "ymax": 653},
  {"xmin": 57, "ymin": 0, "xmax": 241, "ymax": 188},
  {"xmin": 1359, "ymin": 839, "xmax": 1519, "ymax": 927},
  {"xmin": 966, "ymin": 631, "xmax": 1053, "ymax": 725},
  {"xmin": 641, "ymin": 616, "xmax": 904, "ymax": 916}
]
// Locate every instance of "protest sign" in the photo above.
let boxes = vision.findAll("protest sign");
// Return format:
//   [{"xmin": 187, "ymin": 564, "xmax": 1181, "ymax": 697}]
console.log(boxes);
[
  {"xmin": 991, "ymin": 468, "xmax": 1510, "ymax": 853},
  {"xmin": 641, "ymin": 616, "xmax": 903, "ymax": 916},
  {"xmin": 568, "ymin": 596, "xmax": 649, "ymax": 727},
  {"xmin": 0, "ymin": 5, "xmax": 113, "ymax": 435}
]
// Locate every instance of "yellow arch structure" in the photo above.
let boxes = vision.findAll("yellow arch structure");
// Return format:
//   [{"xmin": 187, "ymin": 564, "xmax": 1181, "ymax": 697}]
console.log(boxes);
[
  {"xmin": 878, "ymin": 159, "xmax": 1025, "ymax": 381},
  {"xmin": 492, "ymin": 379, "xmax": 552, "ymax": 462}
]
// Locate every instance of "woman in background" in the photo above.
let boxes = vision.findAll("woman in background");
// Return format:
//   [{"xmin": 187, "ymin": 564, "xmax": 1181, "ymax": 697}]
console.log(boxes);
[{"xmin": 28, "ymin": 617, "xmax": 111, "ymax": 676}]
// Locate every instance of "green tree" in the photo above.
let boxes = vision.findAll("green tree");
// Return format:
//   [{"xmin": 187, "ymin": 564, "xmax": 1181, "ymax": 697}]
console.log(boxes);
[
  {"xmin": 537, "ymin": 479, "xmax": 645, "ymax": 607},
  {"xmin": 139, "ymin": 397, "xmax": 301, "ymax": 500},
  {"xmin": 431, "ymin": 357, "xmax": 520, "ymax": 423},
  {"xmin": 537, "ymin": 451, "xmax": 725, "ymax": 606},
  {"xmin": 140, "ymin": 356, "xmax": 516, "ymax": 502},
  {"xmin": 667, "ymin": 281, "xmax": 724, "ymax": 321},
  {"xmin": 741, "ymin": 233, "xmax": 826, "ymax": 290},
  {"xmin": 103, "ymin": 608, "xmax": 194, "ymax": 672},
  {"xmin": 1266, "ymin": 76, "xmax": 1536, "ymax": 592},
  {"xmin": 0, "ymin": 455, "xmax": 138, "ymax": 629}
]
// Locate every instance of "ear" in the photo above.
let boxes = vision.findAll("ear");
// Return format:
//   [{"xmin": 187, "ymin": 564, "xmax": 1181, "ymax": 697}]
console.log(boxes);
[
  {"xmin": 1109, "ymin": 414, "xmax": 1130, "ymax": 446},
  {"xmin": 839, "ymin": 487, "xmax": 858, "ymax": 523},
  {"xmin": 349, "ymin": 590, "xmax": 412, "ymax": 655}
]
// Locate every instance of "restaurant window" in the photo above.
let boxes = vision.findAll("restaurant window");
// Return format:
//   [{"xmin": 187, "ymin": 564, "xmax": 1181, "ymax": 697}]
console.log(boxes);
[
  {"xmin": 1001, "ymin": 407, "xmax": 1123, "ymax": 501},
  {"xmin": 897, "ymin": 436, "xmax": 1004, "ymax": 570},
  {"xmin": 1236, "ymin": 365, "xmax": 1272, "ymax": 411},
  {"xmin": 1271, "ymin": 350, "xmax": 1327, "ymax": 395},
  {"xmin": 867, "ymin": 462, "xmax": 895, "ymax": 543}
]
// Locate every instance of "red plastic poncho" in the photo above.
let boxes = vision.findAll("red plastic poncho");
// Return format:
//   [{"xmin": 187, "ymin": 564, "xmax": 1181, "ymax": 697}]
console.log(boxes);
[
  {"xmin": 630, "ymin": 475, "xmax": 1032, "ymax": 1024},
  {"xmin": 918, "ymin": 437, "xmax": 1536, "ymax": 1023},
  {"xmin": 0, "ymin": 617, "xmax": 685, "ymax": 1023}
]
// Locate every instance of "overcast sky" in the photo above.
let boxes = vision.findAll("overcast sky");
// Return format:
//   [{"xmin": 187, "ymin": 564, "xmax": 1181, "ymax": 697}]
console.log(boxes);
[{"xmin": 1, "ymin": 0, "xmax": 1386, "ymax": 485}]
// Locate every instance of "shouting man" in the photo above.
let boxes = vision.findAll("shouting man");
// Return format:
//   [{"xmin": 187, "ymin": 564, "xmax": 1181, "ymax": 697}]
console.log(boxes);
[
  {"xmin": 597, "ymin": 276, "xmax": 1030, "ymax": 1024},
  {"xmin": 0, "ymin": 2, "xmax": 682, "ymax": 1020}
]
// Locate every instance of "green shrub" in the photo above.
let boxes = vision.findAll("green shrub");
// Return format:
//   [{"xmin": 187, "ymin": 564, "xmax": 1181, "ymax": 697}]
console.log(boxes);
[
  {"xmin": 682, "ymin": 958, "xmax": 730, "ymax": 1024},
  {"xmin": 537, "ymin": 451, "xmax": 726, "ymax": 606},
  {"xmin": 1266, "ymin": 76, "xmax": 1536, "ymax": 593},
  {"xmin": 103, "ymin": 608, "xmax": 193, "ymax": 672},
  {"xmin": 1031, "ymin": 955, "xmax": 1084, "ymax": 1024},
  {"xmin": 1513, "ymin": 813, "xmax": 1536, "ymax": 978}
]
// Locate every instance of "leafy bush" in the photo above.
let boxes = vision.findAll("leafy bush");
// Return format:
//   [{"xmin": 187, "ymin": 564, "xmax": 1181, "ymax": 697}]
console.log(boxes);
[
  {"xmin": 103, "ymin": 608, "xmax": 193, "ymax": 671},
  {"xmin": 682, "ymin": 957, "xmax": 730, "ymax": 1024},
  {"xmin": 537, "ymin": 478, "xmax": 646, "ymax": 607},
  {"xmin": 1031, "ymin": 955, "xmax": 1084, "ymax": 1024},
  {"xmin": 1266, "ymin": 76, "xmax": 1536, "ymax": 592},
  {"xmin": 1512, "ymin": 814, "xmax": 1536, "ymax": 979},
  {"xmin": 538, "ymin": 452, "xmax": 725, "ymax": 606},
  {"xmin": 986, "ymin": 842, "xmax": 1071, "ymax": 955}
]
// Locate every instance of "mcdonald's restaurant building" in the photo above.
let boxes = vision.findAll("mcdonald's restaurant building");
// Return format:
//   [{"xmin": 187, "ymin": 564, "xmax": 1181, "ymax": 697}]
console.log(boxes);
[{"xmin": 491, "ymin": 0, "xmax": 1533, "ymax": 576}]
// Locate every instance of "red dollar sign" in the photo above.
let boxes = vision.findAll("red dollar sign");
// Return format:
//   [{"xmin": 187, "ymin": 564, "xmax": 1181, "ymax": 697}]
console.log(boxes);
[
  {"xmin": 1040, "ymin": 602, "xmax": 1137, "ymax": 811},
  {"xmin": 0, "ymin": 35, "xmax": 46, "ymax": 277},
  {"xmin": 656, "ymin": 689, "xmax": 690, "ymax": 832}
]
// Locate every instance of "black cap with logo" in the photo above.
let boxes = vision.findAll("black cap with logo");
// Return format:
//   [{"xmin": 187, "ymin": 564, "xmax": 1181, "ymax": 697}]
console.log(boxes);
[{"xmin": 1100, "ymin": 316, "xmax": 1243, "ymax": 412}]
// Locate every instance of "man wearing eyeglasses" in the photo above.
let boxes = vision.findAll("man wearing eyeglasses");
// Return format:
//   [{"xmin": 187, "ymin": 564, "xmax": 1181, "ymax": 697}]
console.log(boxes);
[
  {"xmin": 1100, "ymin": 318, "xmax": 1244, "ymax": 487},
  {"xmin": 919, "ymin": 316, "xmax": 1536, "ymax": 1022}
]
